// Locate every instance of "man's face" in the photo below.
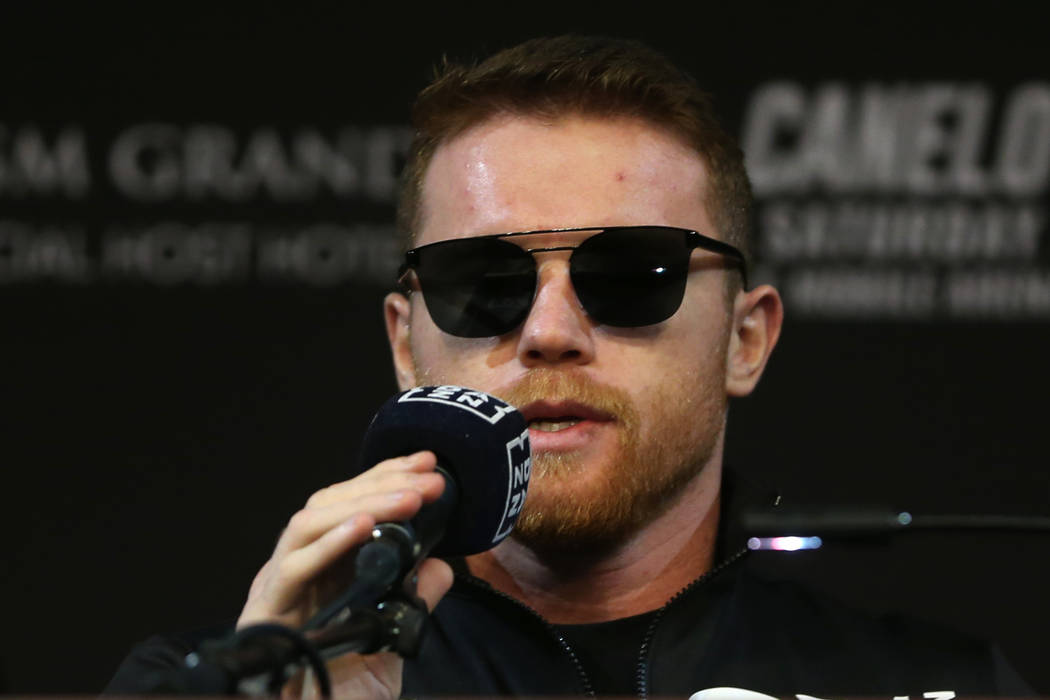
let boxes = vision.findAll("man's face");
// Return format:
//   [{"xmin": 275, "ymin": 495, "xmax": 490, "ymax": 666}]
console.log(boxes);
[{"xmin": 386, "ymin": 114, "xmax": 742, "ymax": 554}]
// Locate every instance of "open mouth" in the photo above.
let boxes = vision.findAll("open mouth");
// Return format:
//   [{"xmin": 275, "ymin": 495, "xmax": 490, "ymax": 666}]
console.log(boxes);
[
  {"xmin": 528, "ymin": 417, "xmax": 583, "ymax": 432},
  {"xmin": 520, "ymin": 399, "xmax": 613, "ymax": 434}
]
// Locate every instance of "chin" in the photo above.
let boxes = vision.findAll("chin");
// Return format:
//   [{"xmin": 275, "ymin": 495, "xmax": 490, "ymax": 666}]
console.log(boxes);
[{"xmin": 512, "ymin": 463, "xmax": 682, "ymax": 560}]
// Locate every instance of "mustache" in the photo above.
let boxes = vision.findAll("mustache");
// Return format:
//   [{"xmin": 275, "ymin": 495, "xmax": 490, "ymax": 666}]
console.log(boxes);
[{"xmin": 491, "ymin": 370, "xmax": 638, "ymax": 429}]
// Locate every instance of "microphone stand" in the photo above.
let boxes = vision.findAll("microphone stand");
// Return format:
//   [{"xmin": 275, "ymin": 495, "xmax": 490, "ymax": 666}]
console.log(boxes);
[
  {"xmin": 163, "ymin": 522, "xmax": 435, "ymax": 697},
  {"xmin": 165, "ymin": 468, "xmax": 460, "ymax": 697},
  {"xmin": 179, "ymin": 596, "xmax": 428, "ymax": 697}
]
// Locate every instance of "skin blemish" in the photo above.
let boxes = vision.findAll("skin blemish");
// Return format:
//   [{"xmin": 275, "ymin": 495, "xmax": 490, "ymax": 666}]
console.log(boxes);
[{"xmin": 614, "ymin": 171, "xmax": 627, "ymax": 182}]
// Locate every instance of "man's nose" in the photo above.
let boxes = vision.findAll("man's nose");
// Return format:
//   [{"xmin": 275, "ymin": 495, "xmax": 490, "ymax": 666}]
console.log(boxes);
[{"xmin": 515, "ymin": 260, "xmax": 596, "ymax": 366}]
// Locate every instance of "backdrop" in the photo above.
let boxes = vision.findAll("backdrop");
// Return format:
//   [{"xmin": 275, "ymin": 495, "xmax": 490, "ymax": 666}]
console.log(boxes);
[{"xmin": 3, "ymin": 3, "xmax": 1048, "ymax": 694}]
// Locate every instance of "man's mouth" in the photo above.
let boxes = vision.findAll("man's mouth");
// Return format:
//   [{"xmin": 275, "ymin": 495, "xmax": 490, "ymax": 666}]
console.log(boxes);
[
  {"xmin": 528, "ymin": 417, "xmax": 584, "ymax": 432},
  {"xmin": 520, "ymin": 401, "xmax": 613, "ymax": 433},
  {"xmin": 514, "ymin": 397, "xmax": 620, "ymax": 452}
]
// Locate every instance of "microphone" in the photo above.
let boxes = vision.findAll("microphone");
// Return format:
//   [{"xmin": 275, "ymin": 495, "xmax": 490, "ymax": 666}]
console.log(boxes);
[
  {"xmin": 172, "ymin": 387, "xmax": 532, "ymax": 695},
  {"xmin": 358, "ymin": 384, "xmax": 532, "ymax": 558},
  {"xmin": 304, "ymin": 385, "xmax": 532, "ymax": 631}
]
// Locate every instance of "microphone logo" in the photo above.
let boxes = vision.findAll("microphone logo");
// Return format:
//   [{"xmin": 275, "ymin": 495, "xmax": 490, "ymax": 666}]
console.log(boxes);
[
  {"xmin": 496, "ymin": 427, "xmax": 531, "ymax": 543},
  {"xmin": 398, "ymin": 385, "xmax": 520, "ymax": 425}
]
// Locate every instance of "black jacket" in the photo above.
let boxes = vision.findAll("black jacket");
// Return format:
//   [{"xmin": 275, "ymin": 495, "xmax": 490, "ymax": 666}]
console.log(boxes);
[
  {"xmin": 106, "ymin": 549, "xmax": 1031, "ymax": 698},
  {"xmin": 105, "ymin": 472, "xmax": 1033, "ymax": 697},
  {"xmin": 401, "ymin": 552, "xmax": 1031, "ymax": 697}
]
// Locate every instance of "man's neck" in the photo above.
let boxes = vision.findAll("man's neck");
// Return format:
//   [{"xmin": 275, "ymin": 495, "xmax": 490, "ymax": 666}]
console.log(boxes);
[{"xmin": 464, "ymin": 465, "xmax": 722, "ymax": 624}]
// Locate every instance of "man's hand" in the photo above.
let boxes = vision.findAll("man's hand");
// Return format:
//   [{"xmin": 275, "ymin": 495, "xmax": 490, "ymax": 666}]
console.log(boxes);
[{"xmin": 238, "ymin": 451, "xmax": 455, "ymax": 699}]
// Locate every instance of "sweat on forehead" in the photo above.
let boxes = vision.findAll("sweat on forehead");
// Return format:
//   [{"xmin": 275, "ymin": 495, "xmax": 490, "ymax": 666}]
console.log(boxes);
[{"xmin": 414, "ymin": 115, "xmax": 713, "ymax": 247}]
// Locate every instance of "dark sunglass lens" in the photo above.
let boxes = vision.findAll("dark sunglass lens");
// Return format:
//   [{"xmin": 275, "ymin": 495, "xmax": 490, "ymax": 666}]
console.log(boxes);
[
  {"xmin": 571, "ymin": 228, "xmax": 690, "ymax": 327},
  {"xmin": 414, "ymin": 238, "xmax": 535, "ymax": 337}
]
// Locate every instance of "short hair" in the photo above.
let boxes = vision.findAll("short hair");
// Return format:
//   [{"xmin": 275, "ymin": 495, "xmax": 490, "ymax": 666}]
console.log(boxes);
[{"xmin": 397, "ymin": 34, "xmax": 753, "ymax": 270}]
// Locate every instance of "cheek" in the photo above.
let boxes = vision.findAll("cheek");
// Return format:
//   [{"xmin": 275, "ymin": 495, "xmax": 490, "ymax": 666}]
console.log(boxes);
[
  {"xmin": 408, "ymin": 321, "xmax": 507, "ymax": 387},
  {"xmin": 631, "ymin": 332, "xmax": 729, "ymax": 440},
  {"xmin": 674, "ymin": 285, "xmax": 734, "ymax": 361},
  {"xmin": 621, "ymin": 314, "xmax": 730, "ymax": 409}
]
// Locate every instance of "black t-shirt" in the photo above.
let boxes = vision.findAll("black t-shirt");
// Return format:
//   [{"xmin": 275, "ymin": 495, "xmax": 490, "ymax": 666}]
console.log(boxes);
[{"xmin": 554, "ymin": 610, "xmax": 658, "ymax": 697}]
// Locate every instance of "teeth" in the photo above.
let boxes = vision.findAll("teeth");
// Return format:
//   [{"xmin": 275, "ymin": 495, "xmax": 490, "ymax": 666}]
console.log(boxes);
[{"xmin": 530, "ymin": 418, "xmax": 582, "ymax": 432}]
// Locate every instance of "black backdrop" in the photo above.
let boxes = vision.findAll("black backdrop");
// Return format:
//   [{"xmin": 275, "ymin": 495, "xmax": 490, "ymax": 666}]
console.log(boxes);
[{"xmin": 3, "ymin": 3, "xmax": 1049, "ymax": 694}]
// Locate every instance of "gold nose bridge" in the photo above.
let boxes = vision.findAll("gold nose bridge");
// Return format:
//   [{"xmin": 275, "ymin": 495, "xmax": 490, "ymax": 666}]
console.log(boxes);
[
  {"xmin": 524, "ymin": 244, "xmax": 576, "ymax": 256},
  {"xmin": 503, "ymin": 226, "xmax": 598, "ymax": 254},
  {"xmin": 523, "ymin": 236, "xmax": 589, "ymax": 304},
  {"xmin": 520, "ymin": 239, "xmax": 580, "ymax": 280}
]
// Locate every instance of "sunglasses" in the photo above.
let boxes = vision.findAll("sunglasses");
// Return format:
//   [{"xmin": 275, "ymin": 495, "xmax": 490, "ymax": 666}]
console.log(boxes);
[{"xmin": 398, "ymin": 225, "xmax": 748, "ymax": 338}]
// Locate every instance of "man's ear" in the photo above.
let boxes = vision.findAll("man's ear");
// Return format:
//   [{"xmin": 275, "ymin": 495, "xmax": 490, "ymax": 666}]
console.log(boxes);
[
  {"xmin": 725, "ymin": 284, "xmax": 784, "ymax": 397},
  {"xmin": 384, "ymin": 292, "xmax": 416, "ymax": 391}
]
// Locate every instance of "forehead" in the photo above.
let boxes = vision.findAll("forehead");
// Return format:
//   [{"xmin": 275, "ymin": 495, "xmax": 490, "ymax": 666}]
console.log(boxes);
[{"xmin": 417, "ymin": 114, "xmax": 714, "ymax": 247}]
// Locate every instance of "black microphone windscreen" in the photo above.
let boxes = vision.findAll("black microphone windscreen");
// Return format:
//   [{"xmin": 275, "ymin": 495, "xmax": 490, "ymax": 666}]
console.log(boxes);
[{"xmin": 358, "ymin": 386, "xmax": 531, "ymax": 557}]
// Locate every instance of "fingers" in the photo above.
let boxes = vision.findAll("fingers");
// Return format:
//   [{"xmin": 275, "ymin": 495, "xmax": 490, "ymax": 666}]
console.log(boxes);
[
  {"xmin": 241, "ymin": 513, "xmax": 373, "ymax": 624},
  {"xmin": 239, "ymin": 451, "xmax": 446, "ymax": 629},
  {"xmin": 274, "ymin": 453, "xmax": 444, "ymax": 559},
  {"xmin": 306, "ymin": 451, "xmax": 440, "ymax": 509}
]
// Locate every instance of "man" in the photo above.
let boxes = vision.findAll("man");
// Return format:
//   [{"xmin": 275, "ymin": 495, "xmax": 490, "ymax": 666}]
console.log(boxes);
[{"xmin": 107, "ymin": 36, "xmax": 1031, "ymax": 698}]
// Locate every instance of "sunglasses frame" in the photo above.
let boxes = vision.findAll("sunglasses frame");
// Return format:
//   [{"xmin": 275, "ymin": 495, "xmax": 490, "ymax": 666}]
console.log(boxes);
[{"xmin": 398, "ymin": 225, "xmax": 749, "ymax": 336}]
